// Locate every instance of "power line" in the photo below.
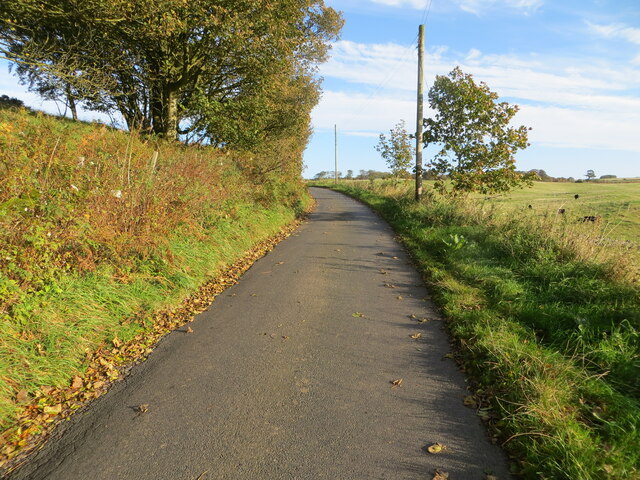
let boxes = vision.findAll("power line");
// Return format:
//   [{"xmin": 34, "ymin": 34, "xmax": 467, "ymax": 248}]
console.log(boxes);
[
  {"xmin": 420, "ymin": 0, "xmax": 434, "ymax": 26},
  {"xmin": 346, "ymin": 0, "xmax": 436, "ymax": 125}
]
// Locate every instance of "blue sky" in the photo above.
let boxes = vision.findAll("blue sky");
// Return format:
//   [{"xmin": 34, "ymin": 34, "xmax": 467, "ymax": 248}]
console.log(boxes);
[
  {"xmin": 1, "ymin": 0, "xmax": 638, "ymax": 180},
  {"xmin": 306, "ymin": 0, "xmax": 640, "ymax": 179}
]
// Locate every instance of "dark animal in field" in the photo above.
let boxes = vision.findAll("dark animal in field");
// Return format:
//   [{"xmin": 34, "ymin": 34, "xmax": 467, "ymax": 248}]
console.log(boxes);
[
  {"xmin": 558, "ymin": 208, "xmax": 565, "ymax": 214},
  {"xmin": 528, "ymin": 204, "xmax": 532, "ymax": 209},
  {"xmin": 582, "ymin": 215, "xmax": 600, "ymax": 222},
  {"xmin": 574, "ymin": 194, "xmax": 580, "ymax": 199}
]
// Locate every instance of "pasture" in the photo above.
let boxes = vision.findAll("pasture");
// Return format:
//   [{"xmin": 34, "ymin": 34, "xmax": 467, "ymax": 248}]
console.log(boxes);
[{"xmin": 476, "ymin": 180, "xmax": 640, "ymax": 245}]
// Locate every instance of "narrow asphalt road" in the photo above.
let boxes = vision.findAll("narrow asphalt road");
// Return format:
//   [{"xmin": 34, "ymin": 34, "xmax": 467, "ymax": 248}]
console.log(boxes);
[{"xmin": 11, "ymin": 187, "xmax": 512, "ymax": 480}]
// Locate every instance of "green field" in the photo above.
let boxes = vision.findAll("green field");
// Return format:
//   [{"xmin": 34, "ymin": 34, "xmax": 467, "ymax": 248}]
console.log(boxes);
[{"xmin": 475, "ymin": 180, "xmax": 640, "ymax": 245}]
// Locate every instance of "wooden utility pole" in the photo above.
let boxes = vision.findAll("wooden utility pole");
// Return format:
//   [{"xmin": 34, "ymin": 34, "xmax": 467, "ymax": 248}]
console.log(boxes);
[
  {"xmin": 334, "ymin": 124, "xmax": 338, "ymax": 184},
  {"xmin": 415, "ymin": 24, "xmax": 425, "ymax": 201}
]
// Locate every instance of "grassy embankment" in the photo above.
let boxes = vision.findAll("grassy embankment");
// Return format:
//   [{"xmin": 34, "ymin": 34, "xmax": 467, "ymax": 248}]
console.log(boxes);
[
  {"xmin": 0, "ymin": 107, "xmax": 310, "ymax": 465},
  {"xmin": 312, "ymin": 179, "xmax": 640, "ymax": 480}
]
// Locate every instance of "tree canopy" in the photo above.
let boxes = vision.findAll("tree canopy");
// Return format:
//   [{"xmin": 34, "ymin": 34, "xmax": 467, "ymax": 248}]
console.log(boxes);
[
  {"xmin": 423, "ymin": 67, "xmax": 531, "ymax": 195},
  {"xmin": 0, "ymin": 0, "xmax": 343, "ymax": 148}
]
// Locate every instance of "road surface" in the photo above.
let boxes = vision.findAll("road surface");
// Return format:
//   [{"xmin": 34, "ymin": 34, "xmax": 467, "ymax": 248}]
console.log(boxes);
[{"xmin": 10, "ymin": 187, "xmax": 511, "ymax": 480}]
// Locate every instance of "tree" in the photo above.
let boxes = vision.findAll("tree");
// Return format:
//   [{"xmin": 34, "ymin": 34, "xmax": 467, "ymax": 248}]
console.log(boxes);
[
  {"xmin": 0, "ymin": 0, "xmax": 343, "ymax": 141},
  {"xmin": 586, "ymin": 170, "xmax": 596, "ymax": 181},
  {"xmin": 423, "ymin": 67, "xmax": 532, "ymax": 195},
  {"xmin": 375, "ymin": 120, "xmax": 414, "ymax": 177}
]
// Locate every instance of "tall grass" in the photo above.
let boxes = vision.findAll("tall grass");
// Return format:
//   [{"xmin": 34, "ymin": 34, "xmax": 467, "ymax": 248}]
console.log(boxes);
[{"xmin": 318, "ymin": 179, "xmax": 640, "ymax": 479}]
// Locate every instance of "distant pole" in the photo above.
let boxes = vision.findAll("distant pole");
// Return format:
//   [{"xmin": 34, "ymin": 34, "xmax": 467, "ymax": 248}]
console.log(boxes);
[
  {"xmin": 334, "ymin": 124, "xmax": 338, "ymax": 184},
  {"xmin": 415, "ymin": 24, "xmax": 425, "ymax": 201}
]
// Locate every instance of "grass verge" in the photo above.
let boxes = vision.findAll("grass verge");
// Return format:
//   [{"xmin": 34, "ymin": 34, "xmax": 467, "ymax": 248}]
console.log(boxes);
[
  {"xmin": 0, "ymin": 107, "xmax": 311, "ymax": 470},
  {"xmin": 313, "ymin": 180, "xmax": 640, "ymax": 480}
]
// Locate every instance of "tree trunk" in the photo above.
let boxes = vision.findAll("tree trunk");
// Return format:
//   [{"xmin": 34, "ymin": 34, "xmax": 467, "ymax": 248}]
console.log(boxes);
[
  {"xmin": 150, "ymin": 84, "xmax": 164, "ymax": 136},
  {"xmin": 164, "ymin": 88, "xmax": 178, "ymax": 141},
  {"xmin": 65, "ymin": 84, "xmax": 78, "ymax": 121},
  {"xmin": 150, "ymin": 84, "xmax": 179, "ymax": 140}
]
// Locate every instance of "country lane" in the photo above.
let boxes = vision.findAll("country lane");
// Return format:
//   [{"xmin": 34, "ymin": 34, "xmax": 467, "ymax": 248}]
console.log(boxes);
[{"xmin": 9, "ymin": 187, "xmax": 512, "ymax": 480}]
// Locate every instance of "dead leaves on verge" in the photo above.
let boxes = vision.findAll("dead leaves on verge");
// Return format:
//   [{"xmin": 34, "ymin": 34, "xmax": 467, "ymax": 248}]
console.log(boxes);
[{"xmin": 0, "ymin": 217, "xmax": 306, "ymax": 473}]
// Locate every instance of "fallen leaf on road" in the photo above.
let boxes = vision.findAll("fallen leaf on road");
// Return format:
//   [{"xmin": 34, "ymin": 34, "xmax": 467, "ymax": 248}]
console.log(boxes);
[
  {"xmin": 442, "ymin": 353, "xmax": 454, "ymax": 359},
  {"xmin": 390, "ymin": 379, "xmax": 403, "ymax": 387},
  {"xmin": 352, "ymin": 312, "xmax": 365, "ymax": 318},
  {"xmin": 276, "ymin": 261, "xmax": 284, "ymax": 265},
  {"xmin": 392, "ymin": 256, "xmax": 399, "ymax": 260},
  {"xmin": 410, "ymin": 333, "xmax": 422, "ymax": 339},
  {"xmin": 427, "ymin": 442, "xmax": 446, "ymax": 454},
  {"xmin": 379, "ymin": 269, "xmax": 388, "ymax": 275},
  {"xmin": 185, "ymin": 326, "xmax": 193, "ymax": 333},
  {"xmin": 335, "ymin": 248, "xmax": 341, "ymax": 252},
  {"xmin": 485, "ymin": 474, "xmax": 498, "ymax": 480},
  {"xmin": 282, "ymin": 336, "xmax": 289, "ymax": 340},
  {"xmin": 137, "ymin": 404, "xmax": 149, "ymax": 413},
  {"xmin": 408, "ymin": 314, "xmax": 417, "ymax": 319},
  {"xmin": 396, "ymin": 296, "xmax": 403, "ymax": 300},
  {"xmin": 384, "ymin": 283, "xmax": 396, "ymax": 288},
  {"xmin": 432, "ymin": 469, "xmax": 449, "ymax": 479}
]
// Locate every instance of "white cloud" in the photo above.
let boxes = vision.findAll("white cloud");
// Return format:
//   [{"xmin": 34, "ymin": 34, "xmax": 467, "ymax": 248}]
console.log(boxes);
[
  {"xmin": 588, "ymin": 22, "xmax": 640, "ymax": 45},
  {"xmin": 315, "ymin": 40, "xmax": 640, "ymax": 153},
  {"xmin": 369, "ymin": 0, "xmax": 543, "ymax": 14},
  {"xmin": 519, "ymin": 105, "xmax": 640, "ymax": 152},
  {"xmin": 370, "ymin": 0, "xmax": 429, "ymax": 8},
  {"xmin": 466, "ymin": 48, "xmax": 482, "ymax": 61},
  {"xmin": 457, "ymin": 0, "xmax": 542, "ymax": 15},
  {"xmin": 312, "ymin": 90, "xmax": 417, "ymax": 133}
]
